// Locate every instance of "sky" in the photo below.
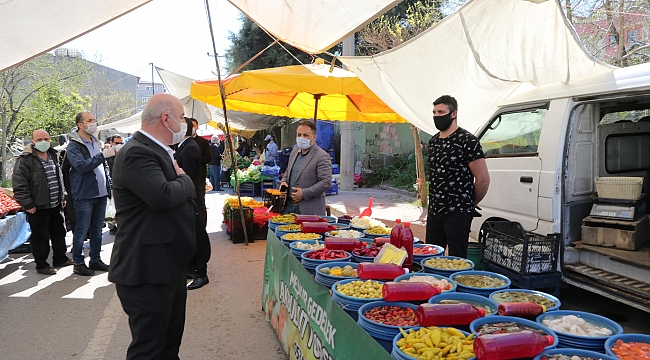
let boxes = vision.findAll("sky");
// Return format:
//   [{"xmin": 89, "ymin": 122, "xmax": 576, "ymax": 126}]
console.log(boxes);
[{"xmin": 62, "ymin": 0, "xmax": 243, "ymax": 83}]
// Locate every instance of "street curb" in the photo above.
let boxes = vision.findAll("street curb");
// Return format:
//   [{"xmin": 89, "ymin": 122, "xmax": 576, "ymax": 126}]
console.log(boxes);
[{"xmin": 378, "ymin": 185, "xmax": 416, "ymax": 197}]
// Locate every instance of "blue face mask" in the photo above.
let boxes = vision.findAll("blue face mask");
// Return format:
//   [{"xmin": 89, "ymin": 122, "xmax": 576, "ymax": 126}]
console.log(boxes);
[{"xmin": 296, "ymin": 137, "xmax": 312, "ymax": 150}]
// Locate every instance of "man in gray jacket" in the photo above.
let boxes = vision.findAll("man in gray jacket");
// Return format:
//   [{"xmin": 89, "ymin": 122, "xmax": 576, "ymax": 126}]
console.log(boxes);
[
  {"xmin": 280, "ymin": 120, "xmax": 332, "ymax": 216},
  {"xmin": 12, "ymin": 130, "xmax": 72, "ymax": 275}
]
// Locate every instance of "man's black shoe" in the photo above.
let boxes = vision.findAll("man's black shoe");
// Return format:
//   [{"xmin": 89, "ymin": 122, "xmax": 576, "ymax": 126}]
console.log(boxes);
[
  {"xmin": 73, "ymin": 264, "xmax": 95, "ymax": 276},
  {"xmin": 89, "ymin": 260, "xmax": 109, "ymax": 272},
  {"xmin": 187, "ymin": 276, "xmax": 209, "ymax": 290}
]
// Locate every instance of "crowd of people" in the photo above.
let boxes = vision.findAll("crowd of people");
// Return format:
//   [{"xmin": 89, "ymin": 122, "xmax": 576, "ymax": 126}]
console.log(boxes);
[{"xmin": 9, "ymin": 92, "xmax": 491, "ymax": 358}]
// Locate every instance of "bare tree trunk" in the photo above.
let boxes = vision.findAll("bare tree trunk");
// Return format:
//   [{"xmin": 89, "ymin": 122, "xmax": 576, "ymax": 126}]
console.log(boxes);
[
  {"xmin": 617, "ymin": 0, "xmax": 625, "ymax": 66},
  {"xmin": 411, "ymin": 125, "xmax": 427, "ymax": 207},
  {"xmin": 565, "ymin": 0, "xmax": 573, "ymax": 24},
  {"xmin": 1, "ymin": 110, "xmax": 7, "ymax": 187}
]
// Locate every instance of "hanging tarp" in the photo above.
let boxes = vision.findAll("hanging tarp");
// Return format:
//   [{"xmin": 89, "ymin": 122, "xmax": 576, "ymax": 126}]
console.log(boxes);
[
  {"xmin": 339, "ymin": 0, "xmax": 615, "ymax": 135},
  {"xmin": 156, "ymin": 67, "xmax": 212, "ymax": 125},
  {"xmin": 97, "ymin": 111, "xmax": 142, "ymax": 133},
  {"xmin": 227, "ymin": 0, "xmax": 401, "ymax": 54},
  {"xmin": 0, "ymin": 0, "xmax": 151, "ymax": 72}
]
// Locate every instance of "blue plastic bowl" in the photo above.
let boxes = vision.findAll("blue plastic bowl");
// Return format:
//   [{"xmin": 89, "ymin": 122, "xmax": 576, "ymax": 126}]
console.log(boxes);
[
  {"xmin": 413, "ymin": 244, "xmax": 445, "ymax": 263},
  {"xmin": 450, "ymin": 270, "xmax": 511, "ymax": 297},
  {"xmin": 324, "ymin": 229, "xmax": 364, "ymax": 238},
  {"xmin": 269, "ymin": 220, "xmax": 293, "ymax": 230},
  {"xmin": 534, "ymin": 348, "xmax": 618, "ymax": 360},
  {"xmin": 331, "ymin": 279, "xmax": 384, "ymax": 321},
  {"xmin": 350, "ymin": 246, "xmax": 382, "ymax": 263},
  {"xmin": 289, "ymin": 239, "xmax": 324, "ymax": 258},
  {"xmin": 394, "ymin": 272, "xmax": 457, "ymax": 293},
  {"xmin": 331, "ymin": 223, "xmax": 350, "ymax": 231},
  {"xmin": 428, "ymin": 292, "xmax": 499, "ymax": 316},
  {"xmin": 362, "ymin": 229, "xmax": 392, "ymax": 238},
  {"xmin": 281, "ymin": 233, "xmax": 322, "ymax": 247},
  {"xmin": 490, "ymin": 289, "xmax": 561, "ymax": 312},
  {"xmin": 274, "ymin": 227, "xmax": 301, "ymax": 239},
  {"xmin": 471, "ymin": 315, "xmax": 559, "ymax": 350},
  {"xmin": 314, "ymin": 262, "xmax": 358, "ymax": 288},
  {"xmin": 357, "ymin": 301, "xmax": 419, "ymax": 353},
  {"xmin": 392, "ymin": 327, "xmax": 475, "ymax": 360},
  {"xmin": 323, "ymin": 215, "xmax": 337, "ymax": 223},
  {"xmin": 605, "ymin": 334, "xmax": 650, "ymax": 358},
  {"xmin": 421, "ymin": 256, "xmax": 475, "ymax": 277},
  {"xmin": 536, "ymin": 310, "xmax": 623, "ymax": 349}
]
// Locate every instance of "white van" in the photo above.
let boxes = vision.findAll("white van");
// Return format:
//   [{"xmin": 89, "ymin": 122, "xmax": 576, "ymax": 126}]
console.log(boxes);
[{"xmin": 471, "ymin": 62, "xmax": 650, "ymax": 313}]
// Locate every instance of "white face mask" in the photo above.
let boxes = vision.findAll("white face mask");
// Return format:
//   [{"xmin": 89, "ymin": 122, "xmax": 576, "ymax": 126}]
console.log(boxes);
[
  {"xmin": 168, "ymin": 115, "xmax": 187, "ymax": 145},
  {"xmin": 34, "ymin": 140, "xmax": 50, "ymax": 152},
  {"xmin": 84, "ymin": 123, "xmax": 98, "ymax": 135},
  {"xmin": 296, "ymin": 137, "xmax": 312, "ymax": 150}
]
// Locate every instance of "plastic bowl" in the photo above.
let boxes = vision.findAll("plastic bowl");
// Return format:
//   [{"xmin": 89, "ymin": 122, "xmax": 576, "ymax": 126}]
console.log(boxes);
[
  {"xmin": 289, "ymin": 239, "xmax": 325, "ymax": 257},
  {"xmin": 605, "ymin": 334, "xmax": 650, "ymax": 359},
  {"xmin": 421, "ymin": 256, "xmax": 475, "ymax": 277},
  {"xmin": 536, "ymin": 310, "xmax": 623, "ymax": 344},
  {"xmin": 490, "ymin": 289, "xmax": 561, "ymax": 312},
  {"xmin": 394, "ymin": 272, "xmax": 457, "ymax": 293},
  {"xmin": 324, "ymin": 229, "xmax": 364, "ymax": 238},
  {"xmin": 412, "ymin": 244, "xmax": 445, "ymax": 263},
  {"xmin": 428, "ymin": 292, "xmax": 499, "ymax": 316},
  {"xmin": 314, "ymin": 262, "xmax": 358, "ymax": 288},
  {"xmin": 331, "ymin": 278, "xmax": 384, "ymax": 302},
  {"xmin": 323, "ymin": 215, "xmax": 337, "ymax": 223},
  {"xmin": 471, "ymin": 315, "xmax": 559, "ymax": 350},
  {"xmin": 450, "ymin": 270, "xmax": 511, "ymax": 297},
  {"xmin": 534, "ymin": 348, "xmax": 618, "ymax": 360},
  {"xmin": 363, "ymin": 229, "xmax": 391, "ymax": 238},
  {"xmin": 301, "ymin": 249, "xmax": 351, "ymax": 265},
  {"xmin": 392, "ymin": 327, "xmax": 475, "ymax": 360},
  {"xmin": 281, "ymin": 233, "xmax": 322, "ymax": 243},
  {"xmin": 269, "ymin": 220, "xmax": 294, "ymax": 230}
]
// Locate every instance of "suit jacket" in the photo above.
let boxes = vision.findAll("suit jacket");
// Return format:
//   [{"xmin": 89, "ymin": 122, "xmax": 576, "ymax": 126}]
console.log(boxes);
[
  {"xmin": 175, "ymin": 138, "xmax": 202, "ymax": 201},
  {"xmin": 281, "ymin": 145, "xmax": 332, "ymax": 216},
  {"xmin": 108, "ymin": 131, "xmax": 197, "ymax": 286},
  {"xmin": 193, "ymin": 135, "xmax": 211, "ymax": 180}
]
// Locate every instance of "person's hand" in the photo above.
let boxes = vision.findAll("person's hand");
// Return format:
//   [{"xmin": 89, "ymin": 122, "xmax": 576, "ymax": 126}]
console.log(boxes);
[
  {"xmin": 279, "ymin": 182, "xmax": 288, "ymax": 193},
  {"xmin": 174, "ymin": 160, "xmax": 185, "ymax": 176},
  {"xmin": 62, "ymin": 199, "xmax": 67, "ymax": 208},
  {"xmin": 26, "ymin": 207, "xmax": 36, "ymax": 214},
  {"xmin": 291, "ymin": 187, "xmax": 303, "ymax": 203},
  {"xmin": 102, "ymin": 148, "xmax": 116, "ymax": 158}
]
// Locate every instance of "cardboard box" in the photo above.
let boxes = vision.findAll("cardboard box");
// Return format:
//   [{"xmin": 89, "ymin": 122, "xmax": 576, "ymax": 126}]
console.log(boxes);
[{"xmin": 581, "ymin": 215, "xmax": 650, "ymax": 250}]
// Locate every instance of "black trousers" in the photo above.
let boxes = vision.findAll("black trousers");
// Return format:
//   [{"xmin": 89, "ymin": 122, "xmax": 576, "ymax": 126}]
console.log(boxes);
[
  {"xmin": 189, "ymin": 212, "xmax": 211, "ymax": 278},
  {"xmin": 26, "ymin": 206, "xmax": 69, "ymax": 269},
  {"xmin": 115, "ymin": 275, "xmax": 187, "ymax": 360},
  {"xmin": 426, "ymin": 212, "xmax": 474, "ymax": 258}
]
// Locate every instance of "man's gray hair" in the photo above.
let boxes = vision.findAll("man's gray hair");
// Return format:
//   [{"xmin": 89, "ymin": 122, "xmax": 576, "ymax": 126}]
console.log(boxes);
[{"xmin": 141, "ymin": 99, "xmax": 174, "ymax": 123}]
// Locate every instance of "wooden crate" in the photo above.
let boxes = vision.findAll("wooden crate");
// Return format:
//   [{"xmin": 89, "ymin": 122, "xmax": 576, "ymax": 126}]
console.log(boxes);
[{"xmin": 581, "ymin": 215, "xmax": 650, "ymax": 250}]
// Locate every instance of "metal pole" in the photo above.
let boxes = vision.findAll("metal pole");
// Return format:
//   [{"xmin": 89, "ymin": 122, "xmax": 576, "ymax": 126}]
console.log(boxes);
[
  {"xmin": 205, "ymin": 0, "xmax": 249, "ymax": 245},
  {"xmin": 149, "ymin": 63, "xmax": 155, "ymax": 96},
  {"xmin": 340, "ymin": 34, "xmax": 355, "ymax": 190},
  {"xmin": 313, "ymin": 94, "xmax": 321, "ymax": 124}
]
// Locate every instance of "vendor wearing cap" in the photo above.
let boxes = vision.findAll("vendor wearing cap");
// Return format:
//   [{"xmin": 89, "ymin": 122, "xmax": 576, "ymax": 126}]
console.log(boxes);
[{"xmin": 264, "ymin": 134, "xmax": 279, "ymax": 166}]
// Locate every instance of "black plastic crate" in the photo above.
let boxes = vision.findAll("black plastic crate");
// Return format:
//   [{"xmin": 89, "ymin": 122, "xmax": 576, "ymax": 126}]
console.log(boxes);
[
  {"xmin": 227, "ymin": 207, "xmax": 254, "ymax": 244},
  {"xmin": 253, "ymin": 223, "xmax": 269, "ymax": 240},
  {"xmin": 480, "ymin": 221, "xmax": 559, "ymax": 274},
  {"xmin": 483, "ymin": 260, "xmax": 562, "ymax": 297}
]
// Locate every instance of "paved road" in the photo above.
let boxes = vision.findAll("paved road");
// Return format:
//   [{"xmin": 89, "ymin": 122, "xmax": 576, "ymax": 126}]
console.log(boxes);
[{"xmin": 0, "ymin": 191, "xmax": 286, "ymax": 360}]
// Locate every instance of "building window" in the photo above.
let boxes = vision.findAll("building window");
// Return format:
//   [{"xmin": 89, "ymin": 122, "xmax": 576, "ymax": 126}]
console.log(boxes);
[
  {"xmin": 609, "ymin": 35, "xmax": 617, "ymax": 47},
  {"xmin": 145, "ymin": 86, "xmax": 153, "ymax": 91},
  {"xmin": 628, "ymin": 29, "xmax": 639, "ymax": 43},
  {"xmin": 142, "ymin": 97, "xmax": 149, "ymax": 104}
]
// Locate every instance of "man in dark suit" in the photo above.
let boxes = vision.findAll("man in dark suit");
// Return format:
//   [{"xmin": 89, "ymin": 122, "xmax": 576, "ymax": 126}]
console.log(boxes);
[
  {"xmin": 189, "ymin": 118, "xmax": 211, "ymax": 225},
  {"xmin": 109, "ymin": 93, "xmax": 197, "ymax": 359},
  {"xmin": 280, "ymin": 120, "xmax": 332, "ymax": 216},
  {"xmin": 175, "ymin": 117, "xmax": 211, "ymax": 290}
]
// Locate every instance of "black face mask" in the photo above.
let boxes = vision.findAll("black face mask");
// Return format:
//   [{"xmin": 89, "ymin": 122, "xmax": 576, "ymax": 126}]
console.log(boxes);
[{"xmin": 433, "ymin": 112, "xmax": 455, "ymax": 131}]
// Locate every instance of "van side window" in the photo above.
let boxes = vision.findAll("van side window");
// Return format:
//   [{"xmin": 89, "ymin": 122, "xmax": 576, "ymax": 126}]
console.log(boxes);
[
  {"xmin": 479, "ymin": 108, "xmax": 546, "ymax": 157},
  {"xmin": 605, "ymin": 133, "xmax": 650, "ymax": 173}
]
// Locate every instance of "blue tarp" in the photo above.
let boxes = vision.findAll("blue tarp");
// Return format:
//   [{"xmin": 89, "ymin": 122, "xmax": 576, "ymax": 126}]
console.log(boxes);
[
  {"xmin": 316, "ymin": 121, "xmax": 334, "ymax": 151},
  {"xmin": 0, "ymin": 212, "xmax": 31, "ymax": 262}
]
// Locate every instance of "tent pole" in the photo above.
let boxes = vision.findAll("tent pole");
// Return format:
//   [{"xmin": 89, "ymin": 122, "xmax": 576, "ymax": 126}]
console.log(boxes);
[
  {"xmin": 313, "ymin": 94, "xmax": 321, "ymax": 125},
  {"xmin": 205, "ymin": 0, "xmax": 249, "ymax": 245}
]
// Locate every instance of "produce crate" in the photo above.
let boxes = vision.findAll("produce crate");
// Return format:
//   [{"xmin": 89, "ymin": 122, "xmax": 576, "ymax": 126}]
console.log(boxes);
[
  {"xmin": 480, "ymin": 221, "xmax": 559, "ymax": 274},
  {"xmin": 595, "ymin": 176, "xmax": 643, "ymax": 200},
  {"xmin": 482, "ymin": 260, "xmax": 562, "ymax": 297},
  {"xmin": 253, "ymin": 223, "xmax": 269, "ymax": 240},
  {"xmin": 325, "ymin": 180, "xmax": 338, "ymax": 196},
  {"xmin": 271, "ymin": 194, "xmax": 286, "ymax": 212},
  {"xmin": 332, "ymin": 165, "xmax": 340, "ymax": 175},
  {"xmin": 238, "ymin": 182, "xmax": 255, "ymax": 197},
  {"xmin": 227, "ymin": 207, "xmax": 254, "ymax": 244}
]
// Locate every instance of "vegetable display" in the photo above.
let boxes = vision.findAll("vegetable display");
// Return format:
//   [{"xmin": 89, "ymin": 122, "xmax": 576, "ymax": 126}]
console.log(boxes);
[
  {"xmin": 453, "ymin": 274, "xmax": 507, "ymax": 288},
  {"xmin": 396, "ymin": 326, "xmax": 475, "ymax": 360},
  {"xmin": 283, "ymin": 233, "xmax": 321, "ymax": 241},
  {"xmin": 335, "ymin": 280, "xmax": 383, "ymax": 299},
  {"xmin": 424, "ymin": 258, "xmax": 472, "ymax": 270},
  {"xmin": 0, "ymin": 192, "xmax": 22, "ymax": 217},
  {"xmin": 541, "ymin": 315, "xmax": 613, "ymax": 337},
  {"xmin": 399, "ymin": 276, "xmax": 453, "ymax": 291},
  {"xmin": 414, "ymin": 246, "xmax": 442, "ymax": 255},
  {"xmin": 320, "ymin": 265, "xmax": 357, "ymax": 277},
  {"xmin": 364, "ymin": 305, "xmax": 418, "ymax": 327},
  {"xmin": 303, "ymin": 249, "xmax": 348, "ymax": 260},
  {"xmin": 492, "ymin": 291, "xmax": 556, "ymax": 308},
  {"xmin": 611, "ymin": 339, "xmax": 650, "ymax": 360}
]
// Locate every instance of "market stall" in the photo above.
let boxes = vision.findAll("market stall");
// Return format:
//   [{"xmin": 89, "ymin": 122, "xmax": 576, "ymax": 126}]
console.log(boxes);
[
  {"xmin": 261, "ymin": 214, "xmax": 648, "ymax": 360},
  {"xmin": 223, "ymin": 196, "xmax": 280, "ymax": 243},
  {"xmin": 0, "ymin": 212, "xmax": 31, "ymax": 262}
]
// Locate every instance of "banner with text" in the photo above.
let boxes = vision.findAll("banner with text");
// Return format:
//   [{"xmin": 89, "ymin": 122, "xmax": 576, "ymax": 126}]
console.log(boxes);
[{"xmin": 262, "ymin": 231, "xmax": 392, "ymax": 360}]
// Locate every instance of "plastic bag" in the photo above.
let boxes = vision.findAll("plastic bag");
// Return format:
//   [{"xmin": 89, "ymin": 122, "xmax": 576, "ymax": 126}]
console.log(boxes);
[{"xmin": 105, "ymin": 198, "xmax": 116, "ymax": 220}]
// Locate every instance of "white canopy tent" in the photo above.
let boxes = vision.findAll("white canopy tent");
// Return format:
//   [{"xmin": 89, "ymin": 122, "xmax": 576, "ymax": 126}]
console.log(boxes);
[
  {"xmin": 97, "ymin": 111, "xmax": 142, "ymax": 133},
  {"xmin": 337, "ymin": 0, "xmax": 615, "ymax": 135},
  {"xmin": 0, "ymin": 0, "xmax": 150, "ymax": 72},
  {"xmin": 157, "ymin": 67, "xmax": 212, "ymax": 125},
  {"xmin": 227, "ymin": 0, "xmax": 401, "ymax": 54}
]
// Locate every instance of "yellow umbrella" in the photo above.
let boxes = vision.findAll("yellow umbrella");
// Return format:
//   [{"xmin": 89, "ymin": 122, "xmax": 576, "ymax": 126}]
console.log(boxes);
[{"xmin": 190, "ymin": 63, "xmax": 407, "ymax": 123}]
